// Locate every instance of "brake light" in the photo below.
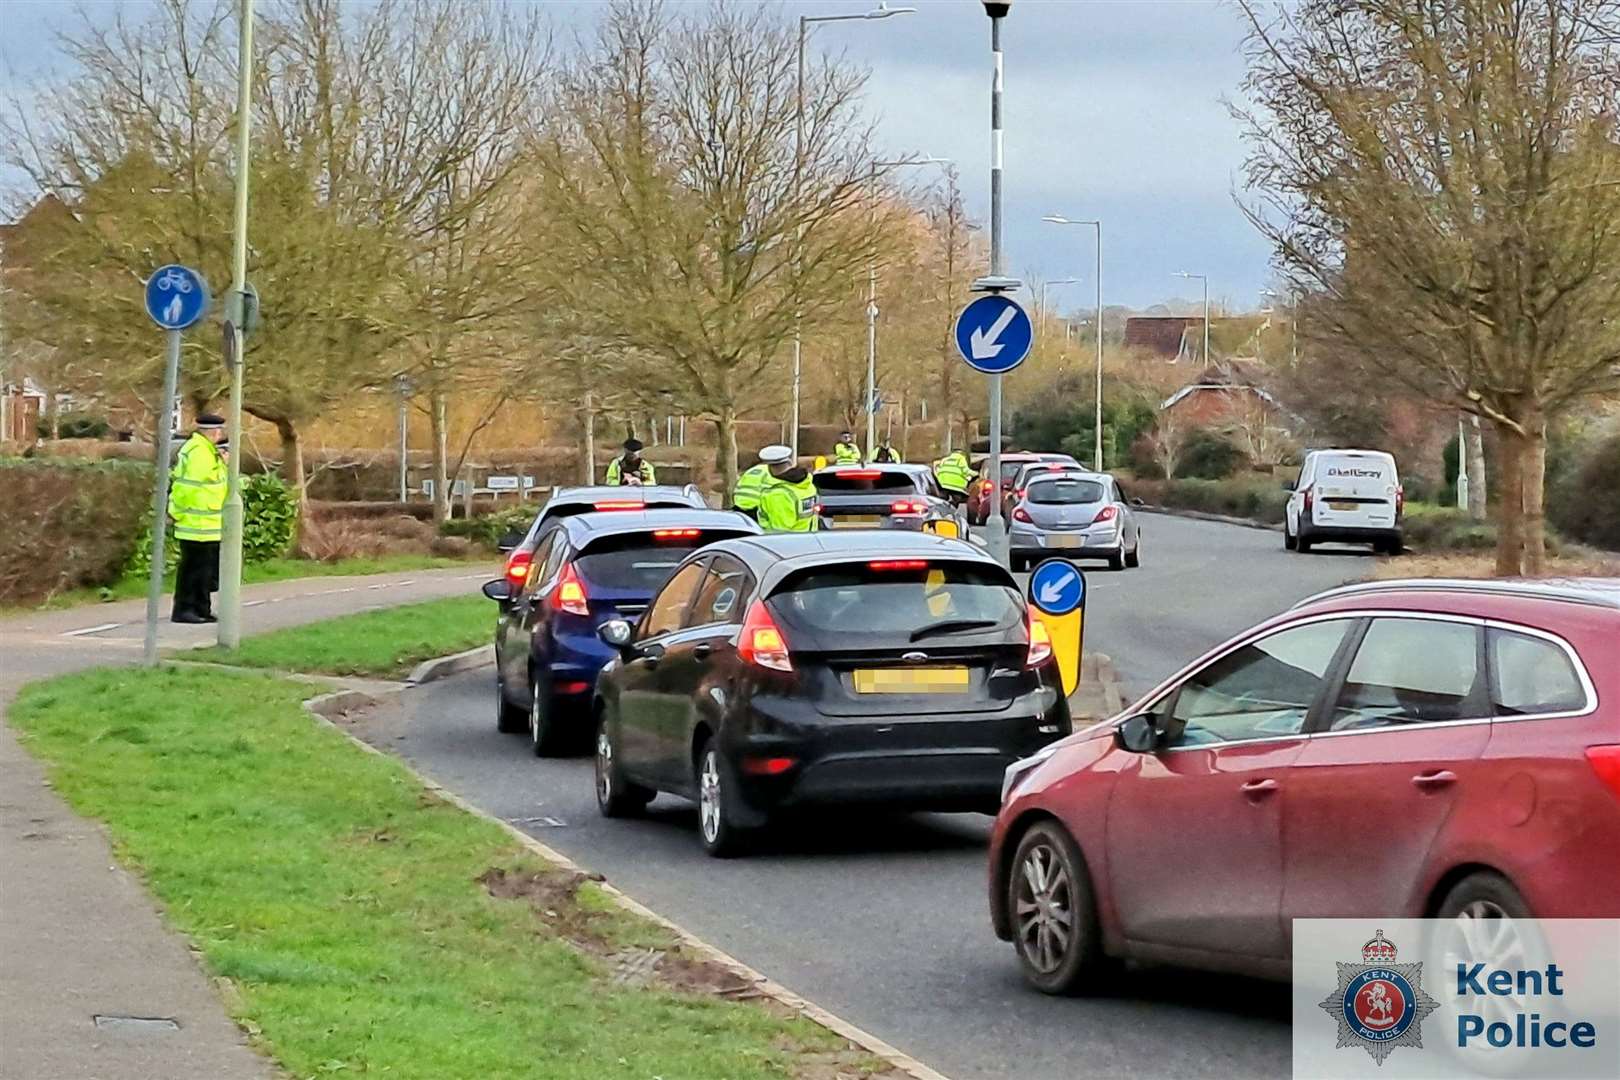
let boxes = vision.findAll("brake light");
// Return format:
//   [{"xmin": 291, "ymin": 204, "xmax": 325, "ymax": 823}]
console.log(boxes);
[
  {"xmin": 890, "ymin": 499, "xmax": 926, "ymax": 515},
  {"xmin": 653, "ymin": 528, "xmax": 701, "ymax": 539},
  {"xmin": 1302, "ymin": 486, "xmax": 1314, "ymax": 513},
  {"xmin": 738, "ymin": 601, "xmax": 792, "ymax": 672},
  {"xmin": 551, "ymin": 562, "xmax": 589, "ymax": 616},
  {"xmin": 838, "ymin": 469, "xmax": 882, "ymax": 478},
  {"xmin": 1395, "ymin": 485, "xmax": 1405, "ymax": 517},
  {"xmin": 504, "ymin": 550, "xmax": 532, "ymax": 590},
  {"xmin": 741, "ymin": 755, "xmax": 798, "ymax": 776},
  {"xmin": 1586, "ymin": 746, "xmax": 1620, "ymax": 804},
  {"xmin": 1012, "ymin": 506, "xmax": 1032, "ymax": 523},
  {"xmin": 1026, "ymin": 612, "xmax": 1053, "ymax": 668},
  {"xmin": 594, "ymin": 500, "xmax": 641, "ymax": 511},
  {"xmin": 867, "ymin": 560, "xmax": 929, "ymax": 570},
  {"xmin": 1014, "ymin": 488, "xmax": 1026, "ymax": 500},
  {"xmin": 1093, "ymin": 505, "xmax": 1118, "ymax": 524}
]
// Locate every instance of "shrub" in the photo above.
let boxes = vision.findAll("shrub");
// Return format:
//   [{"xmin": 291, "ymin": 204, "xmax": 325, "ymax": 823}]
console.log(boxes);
[
  {"xmin": 1178, "ymin": 429, "xmax": 1245, "ymax": 480},
  {"xmin": 38, "ymin": 413, "xmax": 111, "ymax": 440},
  {"xmin": 1549, "ymin": 433, "xmax": 1620, "ymax": 552},
  {"xmin": 0, "ymin": 458, "xmax": 152, "ymax": 604},
  {"xmin": 1400, "ymin": 504, "xmax": 1499, "ymax": 552},
  {"xmin": 439, "ymin": 504, "xmax": 535, "ymax": 547},
  {"xmin": 1127, "ymin": 475, "xmax": 1290, "ymax": 524},
  {"xmin": 243, "ymin": 473, "xmax": 298, "ymax": 562},
  {"xmin": 296, "ymin": 518, "xmax": 413, "ymax": 562}
]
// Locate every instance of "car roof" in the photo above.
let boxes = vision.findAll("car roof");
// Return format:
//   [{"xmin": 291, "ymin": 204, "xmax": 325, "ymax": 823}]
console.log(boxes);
[
  {"xmin": 1026, "ymin": 469, "xmax": 1108, "ymax": 484},
  {"xmin": 558, "ymin": 507, "xmax": 759, "ymax": 543},
  {"xmin": 813, "ymin": 462, "xmax": 932, "ymax": 476},
  {"xmin": 1305, "ymin": 448, "xmax": 1396, "ymax": 460},
  {"xmin": 697, "ymin": 531, "xmax": 1005, "ymax": 590},
  {"xmin": 546, "ymin": 484, "xmax": 704, "ymax": 507},
  {"xmin": 1297, "ymin": 577, "xmax": 1620, "ymax": 614}
]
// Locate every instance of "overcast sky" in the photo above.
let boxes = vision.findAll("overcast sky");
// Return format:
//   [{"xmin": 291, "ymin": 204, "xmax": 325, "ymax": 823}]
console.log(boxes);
[{"xmin": 1, "ymin": 0, "xmax": 1275, "ymax": 311}]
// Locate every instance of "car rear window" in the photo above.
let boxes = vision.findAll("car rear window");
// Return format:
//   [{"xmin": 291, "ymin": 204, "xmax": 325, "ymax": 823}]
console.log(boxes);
[
  {"xmin": 1028, "ymin": 479, "xmax": 1105, "ymax": 504},
  {"xmin": 814, "ymin": 470, "xmax": 921, "ymax": 493},
  {"xmin": 769, "ymin": 561, "xmax": 1022, "ymax": 638},
  {"xmin": 575, "ymin": 532, "xmax": 739, "ymax": 591}
]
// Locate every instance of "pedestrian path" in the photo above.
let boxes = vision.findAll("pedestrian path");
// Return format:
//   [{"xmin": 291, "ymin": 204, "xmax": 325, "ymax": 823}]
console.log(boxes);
[{"xmin": 0, "ymin": 564, "xmax": 493, "ymax": 1080}]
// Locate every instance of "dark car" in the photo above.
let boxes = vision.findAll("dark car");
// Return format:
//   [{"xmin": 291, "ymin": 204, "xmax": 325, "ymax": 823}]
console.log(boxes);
[
  {"xmin": 966, "ymin": 452, "xmax": 1079, "ymax": 525},
  {"xmin": 591, "ymin": 532, "xmax": 1072, "ymax": 855},
  {"xmin": 812, "ymin": 463, "xmax": 964, "ymax": 537},
  {"xmin": 484, "ymin": 508, "xmax": 759, "ymax": 755}
]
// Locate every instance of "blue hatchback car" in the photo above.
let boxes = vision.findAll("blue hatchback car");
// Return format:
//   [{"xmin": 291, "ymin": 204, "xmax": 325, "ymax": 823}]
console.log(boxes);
[{"xmin": 485, "ymin": 508, "xmax": 761, "ymax": 755}]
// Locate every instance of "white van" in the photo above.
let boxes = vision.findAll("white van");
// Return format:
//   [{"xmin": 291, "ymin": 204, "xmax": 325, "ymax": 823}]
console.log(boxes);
[{"xmin": 1284, "ymin": 449, "xmax": 1403, "ymax": 554}]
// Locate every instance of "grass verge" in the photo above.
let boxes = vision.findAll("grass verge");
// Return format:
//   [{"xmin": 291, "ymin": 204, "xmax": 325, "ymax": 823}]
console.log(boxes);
[
  {"xmin": 10, "ymin": 666, "xmax": 883, "ymax": 1080},
  {"xmin": 34, "ymin": 553, "xmax": 492, "ymax": 611},
  {"xmin": 188, "ymin": 594, "xmax": 493, "ymax": 678},
  {"xmin": 1374, "ymin": 552, "xmax": 1620, "ymax": 580}
]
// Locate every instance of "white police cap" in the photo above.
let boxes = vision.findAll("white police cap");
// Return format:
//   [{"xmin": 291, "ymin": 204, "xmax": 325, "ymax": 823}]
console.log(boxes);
[{"xmin": 758, "ymin": 444, "xmax": 794, "ymax": 465}]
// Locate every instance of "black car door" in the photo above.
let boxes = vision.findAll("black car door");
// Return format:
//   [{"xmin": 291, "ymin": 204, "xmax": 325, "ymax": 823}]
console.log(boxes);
[
  {"xmin": 499, "ymin": 532, "xmax": 555, "ymax": 695},
  {"xmin": 615, "ymin": 558, "xmax": 710, "ymax": 785},
  {"xmin": 650, "ymin": 555, "xmax": 756, "ymax": 792}
]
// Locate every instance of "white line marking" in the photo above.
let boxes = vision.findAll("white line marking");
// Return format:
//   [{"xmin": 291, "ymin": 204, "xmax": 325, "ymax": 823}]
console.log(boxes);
[
  {"xmin": 62, "ymin": 622, "xmax": 121, "ymax": 637},
  {"xmin": 243, "ymin": 600, "xmax": 265, "ymax": 608}
]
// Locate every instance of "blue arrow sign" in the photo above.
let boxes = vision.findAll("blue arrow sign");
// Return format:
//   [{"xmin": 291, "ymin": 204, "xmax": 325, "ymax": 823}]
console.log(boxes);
[
  {"xmin": 1029, "ymin": 558, "xmax": 1085, "ymax": 616},
  {"xmin": 144, "ymin": 264, "xmax": 210, "ymax": 331},
  {"xmin": 954, "ymin": 294, "xmax": 1033, "ymax": 374}
]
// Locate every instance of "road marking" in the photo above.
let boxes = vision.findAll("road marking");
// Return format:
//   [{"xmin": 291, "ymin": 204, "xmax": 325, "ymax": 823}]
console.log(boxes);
[
  {"xmin": 61, "ymin": 622, "xmax": 120, "ymax": 637},
  {"xmin": 243, "ymin": 600, "xmax": 265, "ymax": 608}
]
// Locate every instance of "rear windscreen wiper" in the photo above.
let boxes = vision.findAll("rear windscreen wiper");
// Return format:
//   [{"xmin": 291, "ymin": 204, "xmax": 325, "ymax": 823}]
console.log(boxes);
[{"xmin": 909, "ymin": 618, "xmax": 1002, "ymax": 642}]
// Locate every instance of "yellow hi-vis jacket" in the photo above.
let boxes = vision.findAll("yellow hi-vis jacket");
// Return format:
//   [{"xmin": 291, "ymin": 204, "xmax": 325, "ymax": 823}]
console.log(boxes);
[
  {"xmin": 757, "ymin": 473, "xmax": 819, "ymax": 532},
  {"xmin": 605, "ymin": 456, "xmax": 656, "ymax": 485},
  {"xmin": 169, "ymin": 432, "xmax": 227, "ymax": 542},
  {"xmin": 732, "ymin": 463, "xmax": 770, "ymax": 512},
  {"xmin": 832, "ymin": 441, "xmax": 863, "ymax": 464},
  {"xmin": 933, "ymin": 450, "xmax": 975, "ymax": 494}
]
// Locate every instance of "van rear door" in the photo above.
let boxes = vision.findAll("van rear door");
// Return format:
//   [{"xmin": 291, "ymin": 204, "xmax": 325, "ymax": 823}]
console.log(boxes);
[{"xmin": 1310, "ymin": 452, "xmax": 1398, "ymax": 528}]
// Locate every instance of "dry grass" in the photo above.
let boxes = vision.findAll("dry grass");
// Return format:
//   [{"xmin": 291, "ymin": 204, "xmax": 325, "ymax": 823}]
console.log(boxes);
[{"xmin": 1375, "ymin": 552, "xmax": 1620, "ymax": 580}]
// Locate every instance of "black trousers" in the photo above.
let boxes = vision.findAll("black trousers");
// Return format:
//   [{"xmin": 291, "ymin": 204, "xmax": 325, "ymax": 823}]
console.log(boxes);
[{"xmin": 174, "ymin": 540, "xmax": 220, "ymax": 618}]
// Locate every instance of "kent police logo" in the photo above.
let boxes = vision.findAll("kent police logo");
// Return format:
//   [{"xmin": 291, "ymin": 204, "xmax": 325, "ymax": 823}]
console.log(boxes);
[{"xmin": 1318, "ymin": 930, "xmax": 1440, "ymax": 1065}]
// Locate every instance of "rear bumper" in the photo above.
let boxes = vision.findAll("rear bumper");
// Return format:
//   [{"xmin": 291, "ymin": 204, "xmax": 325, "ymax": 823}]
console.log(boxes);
[
  {"xmin": 1010, "ymin": 524, "xmax": 1122, "ymax": 559},
  {"xmin": 1303, "ymin": 521, "xmax": 1401, "ymax": 544}
]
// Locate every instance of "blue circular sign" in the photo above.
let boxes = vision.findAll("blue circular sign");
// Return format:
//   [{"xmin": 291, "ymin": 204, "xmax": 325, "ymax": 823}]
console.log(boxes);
[
  {"xmin": 144, "ymin": 264, "xmax": 210, "ymax": 331},
  {"xmin": 954, "ymin": 294, "xmax": 1033, "ymax": 374},
  {"xmin": 1029, "ymin": 558, "xmax": 1085, "ymax": 616}
]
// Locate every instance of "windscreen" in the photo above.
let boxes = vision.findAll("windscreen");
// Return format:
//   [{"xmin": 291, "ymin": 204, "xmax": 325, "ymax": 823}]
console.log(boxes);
[
  {"xmin": 769, "ymin": 561, "xmax": 1023, "ymax": 638},
  {"xmin": 813, "ymin": 470, "xmax": 920, "ymax": 493},
  {"xmin": 575, "ymin": 532, "xmax": 736, "ymax": 591},
  {"xmin": 1027, "ymin": 479, "xmax": 1105, "ymax": 505}
]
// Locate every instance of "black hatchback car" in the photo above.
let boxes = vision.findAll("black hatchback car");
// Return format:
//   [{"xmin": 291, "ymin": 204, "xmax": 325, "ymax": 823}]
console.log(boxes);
[
  {"xmin": 590, "ymin": 532, "xmax": 1071, "ymax": 855},
  {"xmin": 485, "ymin": 508, "xmax": 759, "ymax": 755},
  {"xmin": 812, "ymin": 463, "xmax": 963, "ymax": 536}
]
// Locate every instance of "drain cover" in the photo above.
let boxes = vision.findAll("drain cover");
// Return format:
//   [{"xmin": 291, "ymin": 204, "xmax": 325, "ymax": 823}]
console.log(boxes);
[
  {"xmin": 608, "ymin": 948, "xmax": 665, "ymax": 986},
  {"xmin": 512, "ymin": 815, "xmax": 566, "ymax": 828},
  {"xmin": 93, "ymin": 1015, "xmax": 180, "ymax": 1032}
]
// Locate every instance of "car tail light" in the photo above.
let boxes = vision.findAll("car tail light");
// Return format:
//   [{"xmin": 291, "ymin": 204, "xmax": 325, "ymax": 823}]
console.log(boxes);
[
  {"xmin": 653, "ymin": 528, "xmax": 701, "ymax": 539},
  {"xmin": 1585, "ymin": 746, "xmax": 1620, "ymax": 804},
  {"xmin": 741, "ymin": 755, "xmax": 797, "ymax": 776},
  {"xmin": 1302, "ymin": 486, "xmax": 1314, "ymax": 513},
  {"xmin": 1395, "ymin": 485, "xmax": 1406, "ymax": 517},
  {"xmin": 503, "ymin": 550, "xmax": 532, "ymax": 591},
  {"xmin": 1025, "ymin": 611, "xmax": 1053, "ymax": 668},
  {"xmin": 594, "ymin": 500, "xmax": 641, "ymax": 511},
  {"xmin": 738, "ymin": 601, "xmax": 792, "ymax": 672},
  {"xmin": 867, "ymin": 560, "xmax": 929, "ymax": 571},
  {"xmin": 1013, "ymin": 488, "xmax": 1026, "ymax": 500},
  {"xmin": 1093, "ymin": 505, "xmax": 1118, "ymax": 524},
  {"xmin": 838, "ymin": 469, "xmax": 882, "ymax": 479},
  {"xmin": 555, "ymin": 680, "xmax": 591, "ymax": 695},
  {"xmin": 890, "ymin": 499, "xmax": 926, "ymax": 515},
  {"xmin": 1012, "ymin": 506, "xmax": 1032, "ymax": 523},
  {"xmin": 551, "ymin": 562, "xmax": 589, "ymax": 616}
]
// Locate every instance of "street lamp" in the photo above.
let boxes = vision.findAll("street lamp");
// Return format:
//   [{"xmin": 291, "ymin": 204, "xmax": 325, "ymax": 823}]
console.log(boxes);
[
  {"xmin": 976, "ymin": 0, "xmax": 1015, "ymax": 568},
  {"xmin": 1173, "ymin": 271, "xmax": 1210, "ymax": 365},
  {"xmin": 1259, "ymin": 287, "xmax": 1298, "ymax": 368},
  {"xmin": 793, "ymin": 2, "xmax": 916, "ymax": 458},
  {"xmin": 867, "ymin": 156, "xmax": 949, "ymax": 459},
  {"xmin": 1043, "ymin": 215, "xmax": 1105, "ymax": 468},
  {"xmin": 1034, "ymin": 277, "xmax": 1080, "ymax": 339}
]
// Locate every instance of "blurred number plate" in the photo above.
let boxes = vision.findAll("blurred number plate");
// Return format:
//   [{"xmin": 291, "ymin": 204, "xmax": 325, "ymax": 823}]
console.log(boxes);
[
  {"xmin": 1047, "ymin": 535, "xmax": 1082, "ymax": 548},
  {"xmin": 924, "ymin": 519, "xmax": 959, "ymax": 539},
  {"xmin": 832, "ymin": 515, "xmax": 881, "ymax": 528},
  {"xmin": 853, "ymin": 667, "xmax": 969, "ymax": 694},
  {"xmin": 1328, "ymin": 501, "xmax": 1357, "ymax": 511}
]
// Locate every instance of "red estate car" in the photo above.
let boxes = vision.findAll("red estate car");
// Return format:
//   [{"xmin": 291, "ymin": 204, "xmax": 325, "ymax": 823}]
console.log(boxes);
[
  {"xmin": 966, "ymin": 452, "xmax": 1078, "ymax": 525},
  {"xmin": 990, "ymin": 578, "xmax": 1620, "ymax": 992}
]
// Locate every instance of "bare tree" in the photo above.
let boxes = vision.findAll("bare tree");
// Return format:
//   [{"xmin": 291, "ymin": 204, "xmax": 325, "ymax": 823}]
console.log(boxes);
[
  {"xmin": 1236, "ymin": 0, "xmax": 1620, "ymax": 574},
  {"xmin": 1149, "ymin": 406, "xmax": 1190, "ymax": 481}
]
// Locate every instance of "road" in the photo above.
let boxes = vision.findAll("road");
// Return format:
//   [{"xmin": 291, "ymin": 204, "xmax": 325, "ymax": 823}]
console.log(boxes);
[{"xmin": 347, "ymin": 515, "xmax": 1370, "ymax": 1079}]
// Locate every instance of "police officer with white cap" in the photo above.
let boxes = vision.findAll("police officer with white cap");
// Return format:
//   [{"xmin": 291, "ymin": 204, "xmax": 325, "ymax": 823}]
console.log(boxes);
[{"xmin": 754, "ymin": 444, "xmax": 818, "ymax": 533}]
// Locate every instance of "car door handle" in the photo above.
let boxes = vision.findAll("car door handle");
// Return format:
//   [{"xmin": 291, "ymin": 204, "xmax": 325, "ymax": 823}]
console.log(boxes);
[
  {"xmin": 1240, "ymin": 778, "xmax": 1279, "ymax": 799},
  {"xmin": 692, "ymin": 643, "xmax": 713, "ymax": 659},
  {"xmin": 1411, "ymin": 770, "xmax": 1457, "ymax": 790}
]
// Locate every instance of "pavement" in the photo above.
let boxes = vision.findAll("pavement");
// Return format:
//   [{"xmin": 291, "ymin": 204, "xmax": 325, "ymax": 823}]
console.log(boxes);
[
  {"xmin": 340, "ymin": 513, "xmax": 1372, "ymax": 1080},
  {"xmin": 0, "ymin": 564, "xmax": 495, "ymax": 1080}
]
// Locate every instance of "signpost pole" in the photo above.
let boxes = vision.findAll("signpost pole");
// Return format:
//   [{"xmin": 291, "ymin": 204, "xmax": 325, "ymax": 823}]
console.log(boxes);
[
  {"xmin": 143, "ymin": 330, "xmax": 183, "ymax": 666},
  {"xmin": 217, "ymin": 0, "xmax": 256, "ymax": 650},
  {"xmin": 982, "ymin": 2, "xmax": 1011, "ymax": 568}
]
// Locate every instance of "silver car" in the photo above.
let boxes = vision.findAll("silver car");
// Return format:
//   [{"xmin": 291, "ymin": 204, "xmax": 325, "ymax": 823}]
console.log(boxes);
[{"xmin": 1008, "ymin": 472, "xmax": 1143, "ymax": 572}]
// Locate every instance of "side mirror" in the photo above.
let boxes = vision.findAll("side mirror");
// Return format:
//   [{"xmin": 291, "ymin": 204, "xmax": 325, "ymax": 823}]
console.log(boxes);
[
  {"xmin": 1130, "ymin": 497, "xmax": 1145, "ymax": 508},
  {"xmin": 1117, "ymin": 713, "xmax": 1159, "ymax": 753},
  {"xmin": 1282, "ymin": 481, "xmax": 1295, "ymax": 492},
  {"xmin": 497, "ymin": 530, "xmax": 524, "ymax": 553},
  {"xmin": 482, "ymin": 579, "xmax": 511, "ymax": 603},
  {"xmin": 598, "ymin": 619, "xmax": 634, "ymax": 649}
]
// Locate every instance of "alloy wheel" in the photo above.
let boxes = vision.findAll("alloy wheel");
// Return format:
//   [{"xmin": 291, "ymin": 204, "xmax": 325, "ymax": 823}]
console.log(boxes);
[
  {"xmin": 1014, "ymin": 842, "xmax": 1075, "ymax": 975},
  {"xmin": 699, "ymin": 751, "xmax": 722, "ymax": 845},
  {"xmin": 595, "ymin": 728, "xmax": 614, "ymax": 806},
  {"xmin": 1441, "ymin": 899, "xmax": 1527, "ymax": 1033},
  {"xmin": 530, "ymin": 680, "xmax": 545, "ymax": 753}
]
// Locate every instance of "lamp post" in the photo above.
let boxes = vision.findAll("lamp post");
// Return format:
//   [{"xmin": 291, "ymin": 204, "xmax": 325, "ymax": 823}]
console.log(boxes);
[
  {"xmin": 1174, "ymin": 271, "xmax": 1210, "ymax": 364},
  {"xmin": 975, "ymin": 0, "xmax": 1015, "ymax": 568},
  {"xmin": 1035, "ymin": 277, "xmax": 1080, "ymax": 340},
  {"xmin": 1043, "ymin": 216, "xmax": 1104, "ymax": 468},
  {"xmin": 867, "ymin": 156, "xmax": 949, "ymax": 459},
  {"xmin": 1260, "ymin": 287, "xmax": 1299, "ymax": 368},
  {"xmin": 794, "ymin": 2, "xmax": 915, "ymax": 458}
]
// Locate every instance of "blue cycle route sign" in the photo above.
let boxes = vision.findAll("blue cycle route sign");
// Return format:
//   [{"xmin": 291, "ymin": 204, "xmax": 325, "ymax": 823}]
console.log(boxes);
[
  {"xmin": 1029, "ymin": 558, "xmax": 1085, "ymax": 616},
  {"xmin": 954, "ymin": 294, "xmax": 1034, "ymax": 374},
  {"xmin": 144, "ymin": 264, "xmax": 210, "ymax": 331}
]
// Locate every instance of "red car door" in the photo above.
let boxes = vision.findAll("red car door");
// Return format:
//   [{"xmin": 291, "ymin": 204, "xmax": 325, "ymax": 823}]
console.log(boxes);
[
  {"xmin": 1282, "ymin": 615, "xmax": 1491, "ymax": 931},
  {"xmin": 1107, "ymin": 618, "xmax": 1356, "ymax": 959}
]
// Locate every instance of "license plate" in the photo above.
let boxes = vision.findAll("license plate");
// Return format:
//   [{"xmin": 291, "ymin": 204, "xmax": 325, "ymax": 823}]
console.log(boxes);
[
  {"xmin": 853, "ymin": 667, "xmax": 970, "ymax": 694},
  {"xmin": 924, "ymin": 519, "xmax": 959, "ymax": 539},
  {"xmin": 1047, "ymin": 534, "xmax": 1082, "ymax": 548},
  {"xmin": 1328, "ymin": 501, "xmax": 1357, "ymax": 511},
  {"xmin": 831, "ymin": 515, "xmax": 882, "ymax": 528}
]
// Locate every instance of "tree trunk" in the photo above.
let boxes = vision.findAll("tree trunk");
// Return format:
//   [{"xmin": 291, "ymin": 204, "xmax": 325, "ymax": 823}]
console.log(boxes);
[
  {"xmin": 713, "ymin": 407, "xmax": 738, "ymax": 499},
  {"xmin": 429, "ymin": 388, "xmax": 450, "ymax": 525},
  {"xmin": 274, "ymin": 417, "xmax": 310, "ymax": 531},
  {"xmin": 583, "ymin": 392, "xmax": 596, "ymax": 484},
  {"xmin": 1492, "ymin": 420, "xmax": 1527, "ymax": 577},
  {"xmin": 1521, "ymin": 411, "xmax": 1548, "ymax": 576},
  {"xmin": 1465, "ymin": 416, "xmax": 1487, "ymax": 522}
]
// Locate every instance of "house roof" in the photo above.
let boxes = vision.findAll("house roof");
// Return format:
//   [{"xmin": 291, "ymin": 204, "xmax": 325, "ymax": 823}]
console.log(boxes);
[
  {"xmin": 1124, "ymin": 316, "xmax": 1204, "ymax": 359},
  {"xmin": 1158, "ymin": 359, "xmax": 1282, "ymax": 410}
]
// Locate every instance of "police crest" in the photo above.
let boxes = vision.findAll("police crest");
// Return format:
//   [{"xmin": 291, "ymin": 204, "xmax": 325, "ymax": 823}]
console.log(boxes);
[{"xmin": 1317, "ymin": 930, "xmax": 1440, "ymax": 1065}]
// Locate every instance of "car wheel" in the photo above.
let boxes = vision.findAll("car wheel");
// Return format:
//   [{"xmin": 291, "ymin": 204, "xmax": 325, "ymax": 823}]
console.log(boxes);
[
  {"xmin": 595, "ymin": 715, "xmax": 654, "ymax": 818},
  {"xmin": 696, "ymin": 738, "xmax": 750, "ymax": 858},
  {"xmin": 1284, "ymin": 520, "xmax": 1298, "ymax": 551},
  {"xmin": 1296, "ymin": 525, "xmax": 1314, "ymax": 554},
  {"xmin": 1010, "ymin": 554, "xmax": 1027, "ymax": 573},
  {"xmin": 1107, "ymin": 544, "xmax": 1127, "ymax": 572},
  {"xmin": 495, "ymin": 672, "xmax": 528, "ymax": 734},
  {"xmin": 1008, "ymin": 822, "xmax": 1103, "ymax": 994},
  {"xmin": 529, "ymin": 678, "xmax": 566, "ymax": 757},
  {"xmin": 1125, "ymin": 534, "xmax": 1141, "ymax": 568}
]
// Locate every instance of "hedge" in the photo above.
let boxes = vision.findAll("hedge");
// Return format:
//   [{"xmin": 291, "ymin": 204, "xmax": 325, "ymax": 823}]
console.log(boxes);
[
  {"xmin": 0, "ymin": 458, "xmax": 152, "ymax": 605},
  {"xmin": 1550, "ymin": 432, "xmax": 1620, "ymax": 552},
  {"xmin": 1128, "ymin": 475, "xmax": 1291, "ymax": 524}
]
